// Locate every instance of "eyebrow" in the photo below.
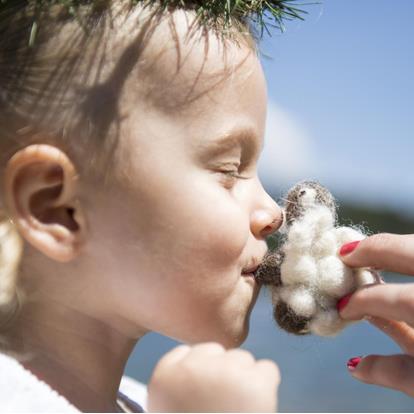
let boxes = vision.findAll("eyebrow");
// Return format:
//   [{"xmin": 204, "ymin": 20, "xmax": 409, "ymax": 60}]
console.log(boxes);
[{"xmin": 199, "ymin": 128, "xmax": 263, "ymax": 162}]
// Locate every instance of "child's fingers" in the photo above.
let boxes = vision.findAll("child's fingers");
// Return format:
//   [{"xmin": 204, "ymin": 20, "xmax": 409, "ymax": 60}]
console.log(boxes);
[
  {"xmin": 338, "ymin": 283, "xmax": 414, "ymax": 327},
  {"xmin": 340, "ymin": 233, "xmax": 414, "ymax": 275},
  {"xmin": 254, "ymin": 359, "xmax": 281, "ymax": 386},
  {"xmin": 186, "ymin": 342, "xmax": 226, "ymax": 359},
  {"xmin": 154, "ymin": 344, "xmax": 192, "ymax": 370},
  {"xmin": 367, "ymin": 316, "xmax": 414, "ymax": 356},
  {"xmin": 349, "ymin": 354, "xmax": 414, "ymax": 398},
  {"xmin": 252, "ymin": 360, "xmax": 280, "ymax": 412},
  {"xmin": 224, "ymin": 348, "xmax": 256, "ymax": 366}
]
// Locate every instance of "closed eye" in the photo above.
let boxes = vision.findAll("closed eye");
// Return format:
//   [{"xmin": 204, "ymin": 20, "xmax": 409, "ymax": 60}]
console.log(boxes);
[
  {"xmin": 221, "ymin": 170, "xmax": 249, "ymax": 180},
  {"xmin": 216, "ymin": 164, "xmax": 251, "ymax": 189}
]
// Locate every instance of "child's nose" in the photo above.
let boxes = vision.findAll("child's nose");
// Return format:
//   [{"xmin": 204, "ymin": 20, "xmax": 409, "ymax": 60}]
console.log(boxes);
[{"xmin": 250, "ymin": 195, "xmax": 283, "ymax": 239}]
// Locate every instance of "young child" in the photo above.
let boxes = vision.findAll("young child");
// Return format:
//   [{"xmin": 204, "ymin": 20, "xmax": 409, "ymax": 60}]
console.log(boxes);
[
  {"xmin": 0, "ymin": 1, "xmax": 284, "ymax": 411},
  {"xmin": 3, "ymin": 1, "xmax": 414, "ymax": 411}
]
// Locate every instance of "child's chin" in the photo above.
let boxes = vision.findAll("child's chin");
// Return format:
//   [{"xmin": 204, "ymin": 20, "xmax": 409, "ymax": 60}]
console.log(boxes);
[
  {"xmin": 184, "ymin": 323, "xmax": 249, "ymax": 348},
  {"xmin": 222, "ymin": 328, "xmax": 249, "ymax": 348},
  {"xmin": 182, "ymin": 307, "xmax": 253, "ymax": 347},
  {"xmin": 222, "ymin": 307, "xmax": 255, "ymax": 347},
  {"xmin": 212, "ymin": 321, "xmax": 250, "ymax": 348}
]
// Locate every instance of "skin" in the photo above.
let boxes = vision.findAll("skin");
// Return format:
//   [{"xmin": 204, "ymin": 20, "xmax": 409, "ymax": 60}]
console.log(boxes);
[
  {"xmin": 0, "ymin": 9, "xmax": 282, "ymax": 412},
  {"xmin": 147, "ymin": 342, "xmax": 280, "ymax": 412},
  {"xmin": 338, "ymin": 233, "xmax": 414, "ymax": 398}
]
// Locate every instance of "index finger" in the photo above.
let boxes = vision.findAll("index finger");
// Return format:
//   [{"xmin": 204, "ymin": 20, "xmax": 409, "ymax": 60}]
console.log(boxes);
[
  {"xmin": 339, "ymin": 283, "xmax": 414, "ymax": 328},
  {"xmin": 339, "ymin": 233, "xmax": 414, "ymax": 275}
]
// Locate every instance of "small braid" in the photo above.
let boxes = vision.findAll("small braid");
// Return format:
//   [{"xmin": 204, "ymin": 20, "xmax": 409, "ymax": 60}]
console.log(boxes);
[{"xmin": 0, "ymin": 212, "xmax": 23, "ymax": 333}]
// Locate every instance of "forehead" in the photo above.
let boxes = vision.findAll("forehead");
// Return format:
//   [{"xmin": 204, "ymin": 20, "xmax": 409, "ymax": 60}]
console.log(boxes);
[
  {"xmin": 120, "ymin": 9, "xmax": 267, "ymax": 150},
  {"xmin": 125, "ymin": 8, "xmax": 266, "ymax": 114}
]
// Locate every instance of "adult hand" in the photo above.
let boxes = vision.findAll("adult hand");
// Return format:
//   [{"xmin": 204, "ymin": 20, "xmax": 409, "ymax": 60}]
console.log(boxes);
[
  {"xmin": 147, "ymin": 342, "xmax": 280, "ymax": 412},
  {"xmin": 338, "ymin": 233, "xmax": 414, "ymax": 397}
]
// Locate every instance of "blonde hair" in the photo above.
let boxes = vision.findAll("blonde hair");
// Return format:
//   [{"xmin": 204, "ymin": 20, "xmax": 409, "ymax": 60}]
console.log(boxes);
[{"xmin": 0, "ymin": 211, "xmax": 23, "ymax": 349}]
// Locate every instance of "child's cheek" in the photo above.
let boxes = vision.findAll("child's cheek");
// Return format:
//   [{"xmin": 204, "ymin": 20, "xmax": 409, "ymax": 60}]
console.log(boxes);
[
  {"xmin": 185, "ymin": 193, "xmax": 248, "ymax": 266},
  {"xmin": 149, "ymin": 189, "xmax": 249, "ymax": 282},
  {"xmin": 202, "ymin": 215, "xmax": 247, "ymax": 271}
]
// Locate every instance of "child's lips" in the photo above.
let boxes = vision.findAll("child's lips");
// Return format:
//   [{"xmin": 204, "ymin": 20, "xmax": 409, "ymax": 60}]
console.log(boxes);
[
  {"xmin": 242, "ymin": 268, "xmax": 261, "ymax": 290},
  {"xmin": 241, "ymin": 265, "xmax": 259, "ymax": 278}
]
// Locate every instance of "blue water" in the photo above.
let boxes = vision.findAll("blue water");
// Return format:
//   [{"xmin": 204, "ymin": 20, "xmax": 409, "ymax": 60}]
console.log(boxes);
[{"xmin": 125, "ymin": 273, "xmax": 414, "ymax": 412}]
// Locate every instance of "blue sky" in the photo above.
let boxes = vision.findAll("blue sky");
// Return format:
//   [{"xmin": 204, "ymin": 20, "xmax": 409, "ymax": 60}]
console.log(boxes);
[{"xmin": 257, "ymin": 0, "xmax": 414, "ymax": 216}]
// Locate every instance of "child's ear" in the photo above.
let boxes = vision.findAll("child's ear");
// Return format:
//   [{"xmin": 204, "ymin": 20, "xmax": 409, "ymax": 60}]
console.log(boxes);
[{"xmin": 3, "ymin": 144, "xmax": 87, "ymax": 262}]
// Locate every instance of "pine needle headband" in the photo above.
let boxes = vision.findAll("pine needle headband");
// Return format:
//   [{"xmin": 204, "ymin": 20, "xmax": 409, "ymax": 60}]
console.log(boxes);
[{"xmin": 0, "ymin": 0, "xmax": 310, "ymax": 46}]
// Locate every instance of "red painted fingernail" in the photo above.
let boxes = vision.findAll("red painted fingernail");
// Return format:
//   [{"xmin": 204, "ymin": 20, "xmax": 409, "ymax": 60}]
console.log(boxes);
[
  {"xmin": 347, "ymin": 356, "xmax": 363, "ymax": 371},
  {"xmin": 339, "ymin": 241, "xmax": 360, "ymax": 256},
  {"xmin": 336, "ymin": 293, "xmax": 353, "ymax": 312}
]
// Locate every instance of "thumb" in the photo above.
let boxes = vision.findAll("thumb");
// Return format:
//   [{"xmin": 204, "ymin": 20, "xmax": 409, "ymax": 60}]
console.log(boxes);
[
  {"xmin": 339, "ymin": 233, "xmax": 414, "ymax": 275},
  {"xmin": 348, "ymin": 354, "xmax": 414, "ymax": 398}
]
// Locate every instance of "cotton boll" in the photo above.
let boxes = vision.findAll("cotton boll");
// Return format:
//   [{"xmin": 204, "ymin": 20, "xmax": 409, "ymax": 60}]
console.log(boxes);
[
  {"xmin": 315, "ymin": 209, "xmax": 335, "ymax": 235},
  {"xmin": 282, "ymin": 245, "xmax": 303, "ymax": 262},
  {"xmin": 334, "ymin": 227, "xmax": 365, "ymax": 247},
  {"xmin": 298, "ymin": 207, "xmax": 331, "ymax": 241},
  {"xmin": 280, "ymin": 255, "xmax": 298, "ymax": 285},
  {"xmin": 304, "ymin": 206, "xmax": 335, "ymax": 236},
  {"xmin": 281, "ymin": 254, "xmax": 317, "ymax": 286},
  {"xmin": 355, "ymin": 268, "xmax": 376, "ymax": 286},
  {"xmin": 287, "ymin": 221, "xmax": 314, "ymax": 252},
  {"xmin": 317, "ymin": 256, "xmax": 355, "ymax": 297},
  {"xmin": 282, "ymin": 286, "xmax": 317, "ymax": 318},
  {"xmin": 315, "ymin": 292, "xmax": 336, "ymax": 312},
  {"xmin": 259, "ymin": 181, "xmax": 382, "ymax": 337},
  {"xmin": 310, "ymin": 309, "xmax": 348, "ymax": 337},
  {"xmin": 312, "ymin": 229, "xmax": 337, "ymax": 258},
  {"xmin": 300, "ymin": 206, "xmax": 323, "ymax": 227}
]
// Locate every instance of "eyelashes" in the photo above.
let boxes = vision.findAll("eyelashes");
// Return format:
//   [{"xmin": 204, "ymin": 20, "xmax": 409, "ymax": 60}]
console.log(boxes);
[
  {"xmin": 219, "ymin": 166, "xmax": 250, "ymax": 188},
  {"xmin": 221, "ymin": 170, "xmax": 250, "ymax": 180},
  {"xmin": 211, "ymin": 160, "xmax": 252, "ymax": 189}
]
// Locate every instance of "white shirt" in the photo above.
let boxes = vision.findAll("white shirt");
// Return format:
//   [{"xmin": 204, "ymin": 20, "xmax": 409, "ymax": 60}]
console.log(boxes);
[{"xmin": 0, "ymin": 352, "xmax": 148, "ymax": 412}]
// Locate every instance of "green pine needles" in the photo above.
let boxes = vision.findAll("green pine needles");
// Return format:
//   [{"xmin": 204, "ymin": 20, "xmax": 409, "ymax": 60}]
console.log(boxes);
[
  {"xmin": 153, "ymin": 0, "xmax": 309, "ymax": 35},
  {"xmin": 1, "ymin": 0, "xmax": 311, "ymax": 45}
]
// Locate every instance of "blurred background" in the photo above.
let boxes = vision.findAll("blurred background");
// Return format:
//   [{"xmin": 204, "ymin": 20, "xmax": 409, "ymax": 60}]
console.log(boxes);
[{"xmin": 126, "ymin": 1, "xmax": 414, "ymax": 411}]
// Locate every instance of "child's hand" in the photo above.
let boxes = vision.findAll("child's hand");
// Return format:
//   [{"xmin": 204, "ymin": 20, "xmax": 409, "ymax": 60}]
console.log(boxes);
[
  {"xmin": 147, "ymin": 342, "xmax": 280, "ymax": 412},
  {"xmin": 338, "ymin": 233, "xmax": 414, "ymax": 397}
]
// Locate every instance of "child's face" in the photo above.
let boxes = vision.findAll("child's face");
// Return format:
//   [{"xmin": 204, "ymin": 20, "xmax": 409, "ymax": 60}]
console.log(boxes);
[{"xmin": 81, "ymin": 14, "xmax": 282, "ymax": 347}]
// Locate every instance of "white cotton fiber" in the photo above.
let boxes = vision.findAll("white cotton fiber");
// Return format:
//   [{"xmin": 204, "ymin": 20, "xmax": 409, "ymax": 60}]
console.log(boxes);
[
  {"xmin": 317, "ymin": 256, "xmax": 354, "ymax": 297},
  {"xmin": 300, "ymin": 188, "xmax": 317, "ymax": 207},
  {"xmin": 281, "ymin": 255, "xmax": 317, "ymax": 285},
  {"xmin": 264, "ymin": 181, "xmax": 381, "ymax": 337},
  {"xmin": 283, "ymin": 286, "xmax": 317, "ymax": 318},
  {"xmin": 355, "ymin": 268, "xmax": 377, "ymax": 286},
  {"xmin": 308, "ymin": 206, "xmax": 335, "ymax": 236},
  {"xmin": 309, "ymin": 309, "xmax": 348, "ymax": 337},
  {"xmin": 287, "ymin": 221, "xmax": 314, "ymax": 252},
  {"xmin": 334, "ymin": 227, "xmax": 365, "ymax": 246},
  {"xmin": 311, "ymin": 230, "xmax": 337, "ymax": 258}
]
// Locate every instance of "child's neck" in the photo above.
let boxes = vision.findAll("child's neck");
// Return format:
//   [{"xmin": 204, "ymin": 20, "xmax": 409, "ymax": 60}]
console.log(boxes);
[{"xmin": 7, "ymin": 297, "xmax": 140, "ymax": 412}]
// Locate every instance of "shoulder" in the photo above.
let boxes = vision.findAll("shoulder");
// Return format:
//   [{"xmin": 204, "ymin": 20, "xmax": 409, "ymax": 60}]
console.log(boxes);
[
  {"xmin": 0, "ymin": 352, "xmax": 78, "ymax": 412},
  {"xmin": 119, "ymin": 375, "xmax": 148, "ymax": 412}
]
